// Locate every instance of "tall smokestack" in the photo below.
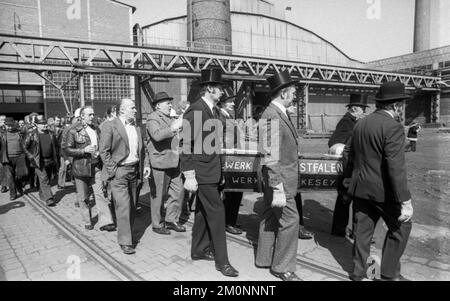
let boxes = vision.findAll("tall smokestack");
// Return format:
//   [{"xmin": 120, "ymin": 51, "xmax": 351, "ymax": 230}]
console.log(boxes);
[
  {"xmin": 414, "ymin": 0, "xmax": 430, "ymax": 52},
  {"xmin": 414, "ymin": 0, "xmax": 441, "ymax": 52},
  {"xmin": 187, "ymin": 0, "xmax": 232, "ymax": 54}
]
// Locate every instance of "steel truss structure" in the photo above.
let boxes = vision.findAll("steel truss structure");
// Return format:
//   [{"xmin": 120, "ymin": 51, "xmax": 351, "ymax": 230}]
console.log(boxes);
[{"xmin": 0, "ymin": 34, "xmax": 441, "ymax": 91}]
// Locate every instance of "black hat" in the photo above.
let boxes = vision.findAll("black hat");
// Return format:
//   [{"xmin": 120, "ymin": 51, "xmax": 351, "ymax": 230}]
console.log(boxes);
[
  {"xmin": 198, "ymin": 68, "xmax": 225, "ymax": 86},
  {"xmin": 266, "ymin": 70, "xmax": 297, "ymax": 94},
  {"xmin": 4, "ymin": 117, "xmax": 15, "ymax": 126},
  {"xmin": 35, "ymin": 115, "xmax": 47, "ymax": 125},
  {"xmin": 375, "ymin": 82, "xmax": 410, "ymax": 103},
  {"xmin": 346, "ymin": 94, "xmax": 368, "ymax": 107},
  {"xmin": 152, "ymin": 92, "xmax": 173, "ymax": 105}
]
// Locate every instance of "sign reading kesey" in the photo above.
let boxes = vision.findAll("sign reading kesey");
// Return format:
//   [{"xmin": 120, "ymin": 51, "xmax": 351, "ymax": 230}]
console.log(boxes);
[{"xmin": 221, "ymin": 150, "xmax": 343, "ymax": 192}]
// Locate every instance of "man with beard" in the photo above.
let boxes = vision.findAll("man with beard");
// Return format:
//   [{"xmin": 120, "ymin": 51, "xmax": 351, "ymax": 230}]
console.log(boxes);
[{"xmin": 180, "ymin": 68, "xmax": 239, "ymax": 277}]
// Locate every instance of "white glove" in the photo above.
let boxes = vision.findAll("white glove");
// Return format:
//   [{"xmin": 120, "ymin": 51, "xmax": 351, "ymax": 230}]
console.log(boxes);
[
  {"xmin": 183, "ymin": 170, "xmax": 198, "ymax": 192},
  {"xmin": 271, "ymin": 183, "xmax": 287, "ymax": 208},
  {"xmin": 398, "ymin": 200, "xmax": 413, "ymax": 223},
  {"xmin": 329, "ymin": 143, "xmax": 345, "ymax": 156}
]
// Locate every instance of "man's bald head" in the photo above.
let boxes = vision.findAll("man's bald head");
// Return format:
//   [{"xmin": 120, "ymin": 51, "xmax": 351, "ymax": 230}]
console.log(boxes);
[{"xmin": 118, "ymin": 98, "xmax": 137, "ymax": 122}]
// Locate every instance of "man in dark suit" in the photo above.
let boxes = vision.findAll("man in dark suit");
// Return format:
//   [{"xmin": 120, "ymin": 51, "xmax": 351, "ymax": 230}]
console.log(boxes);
[
  {"xmin": 217, "ymin": 90, "xmax": 244, "ymax": 235},
  {"xmin": 99, "ymin": 99, "xmax": 151, "ymax": 255},
  {"xmin": 146, "ymin": 92, "xmax": 185, "ymax": 235},
  {"xmin": 180, "ymin": 68, "xmax": 239, "ymax": 277},
  {"xmin": 255, "ymin": 70, "xmax": 302, "ymax": 281},
  {"xmin": 344, "ymin": 82, "xmax": 413, "ymax": 281},
  {"xmin": 329, "ymin": 94, "xmax": 368, "ymax": 238}
]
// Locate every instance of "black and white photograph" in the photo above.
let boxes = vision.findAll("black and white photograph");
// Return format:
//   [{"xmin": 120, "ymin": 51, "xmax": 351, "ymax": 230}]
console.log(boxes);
[{"xmin": 0, "ymin": 0, "xmax": 449, "ymax": 284}]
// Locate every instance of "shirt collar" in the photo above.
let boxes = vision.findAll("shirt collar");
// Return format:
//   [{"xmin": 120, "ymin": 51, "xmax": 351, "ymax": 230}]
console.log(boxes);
[
  {"xmin": 272, "ymin": 100, "xmax": 287, "ymax": 117},
  {"xmin": 119, "ymin": 116, "xmax": 134, "ymax": 125},
  {"xmin": 382, "ymin": 110, "xmax": 395, "ymax": 119},
  {"xmin": 202, "ymin": 96, "xmax": 215, "ymax": 115}
]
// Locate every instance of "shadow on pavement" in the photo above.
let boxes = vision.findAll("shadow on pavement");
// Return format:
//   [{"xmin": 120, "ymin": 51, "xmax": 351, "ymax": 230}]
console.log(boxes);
[
  {"xmin": 0, "ymin": 201, "xmax": 25, "ymax": 215},
  {"xmin": 303, "ymin": 198, "xmax": 353, "ymax": 273},
  {"xmin": 133, "ymin": 192, "xmax": 152, "ymax": 245},
  {"xmin": 53, "ymin": 185, "xmax": 76, "ymax": 205}
]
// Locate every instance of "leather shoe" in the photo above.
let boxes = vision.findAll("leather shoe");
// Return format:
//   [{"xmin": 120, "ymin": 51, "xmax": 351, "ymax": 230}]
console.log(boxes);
[
  {"xmin": 1, "ymin": 186, "xmax": 8, "ymax": 193},
  {"xmin": 270, "ymin": 270, "xmax": 302, "ymax": 281},
  {"xmin": 46, "ymin": 199, "xmax": 56, "ymax": 207},
  {"xmin": 225, "ymin": 225, "xmax": 243, "ymax": 235},
  {"xmin": 10, "ymin": 195, "xmax": 17, "ymax": 201},
  {"xmin": 379, "ymin": 274, "xmax": 410, "ymax": 281},
  {"xmin": 165, "ymin": 222, "xmax": 186, "ymax": 232},
  {"xmin": 99, "ymin": 224, "xmax": 116, "ymax": 232},
  {"xmin": 120, "ymin": 245, "xmax": 136, "ymax": 255},
  {"xmin": 191, "ymin": 251, "xmax": 215, "ymax": 261},
  {"xmin": 152, "ymin": 226, "xmax": 171, "ymax": 235},
  {"xmin": 215, "ymin": 263, "xmax": 239, "ymax": 277},
  {"xmin": 298, "ymin": 229, "xmax": 313, "ymax": 240}
]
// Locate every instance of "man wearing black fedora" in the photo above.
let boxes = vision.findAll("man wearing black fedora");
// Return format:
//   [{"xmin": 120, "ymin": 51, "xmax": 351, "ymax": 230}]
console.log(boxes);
[
  {"xmin": 180, "ymin": 67, "xmax": 239, "ymax": 277},
  {"xmin": 255, "ymin": 70, "xmax": 302, "ymax": 281},
  {"xmin": 343, "ymin": 81, "xmax": 413, "ymax": 281},
  {"xmin": 146, "ymin": 91, "xmax": 185, "ymax": 235},
  {"xmin": 23, "ymin": 115, "xmax": 59, "ymax": 206},
  {"xmin": 329, "ymin": 94, "xmax": 368, "ymax": 239}
]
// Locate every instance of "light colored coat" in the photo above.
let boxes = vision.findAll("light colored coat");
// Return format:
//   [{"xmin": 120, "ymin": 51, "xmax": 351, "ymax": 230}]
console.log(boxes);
[{"xmin": 146, "ymin": 110, "xmax": 179, "ymax": 169}]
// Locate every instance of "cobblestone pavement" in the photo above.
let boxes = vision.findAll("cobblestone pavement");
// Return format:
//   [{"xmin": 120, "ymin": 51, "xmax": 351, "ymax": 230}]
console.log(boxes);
[
  {"xmin": 1, "ymin": 179, "xmax": 449, "ymax": 281},
  {"xmin": 0, "ymin": 191, "xmax": 118, "ymax": 281}
]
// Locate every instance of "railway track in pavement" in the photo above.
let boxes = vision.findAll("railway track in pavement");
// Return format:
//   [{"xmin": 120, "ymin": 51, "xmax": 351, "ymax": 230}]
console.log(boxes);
[
  {"xmin": 23, "ymin": 192, "xmax": 144, "ymax": 281},
  {"xmin": 24, "ymin": 191, "xmax": 348, "ymax": 281}
]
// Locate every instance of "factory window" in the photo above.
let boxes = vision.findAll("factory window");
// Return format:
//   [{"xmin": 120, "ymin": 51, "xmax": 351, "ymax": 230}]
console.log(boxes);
[{"xmin": 0, "ymin": 85, "xmax": 43, "ymax": 104}]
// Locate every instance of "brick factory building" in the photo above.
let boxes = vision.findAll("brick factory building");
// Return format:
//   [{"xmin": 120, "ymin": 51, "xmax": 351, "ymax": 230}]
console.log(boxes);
[{"xmin": 0, "ymin": 0, "xmax": 135, "ymax": 119}]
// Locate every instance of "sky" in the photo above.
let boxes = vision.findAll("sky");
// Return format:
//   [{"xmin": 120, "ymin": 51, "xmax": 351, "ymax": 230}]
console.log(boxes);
[{"xmin": 121, "ymin": 0, "xmax": 444, "ymax": 62}]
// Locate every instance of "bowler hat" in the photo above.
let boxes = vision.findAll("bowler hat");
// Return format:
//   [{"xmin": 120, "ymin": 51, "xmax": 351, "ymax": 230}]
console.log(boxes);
[
  {"xmin": 152, "ymin": 92, "xmax": 173, "ymax": 105},
  {"xmin": 267, "ymin": 70, "xmax": 297, "ymax": 94},
  {"xmin": 346, "ymin": 94, "xmax": 368, "ymax": 107},
  {"xmin": 35, "ymin": 115, "xmax": 47, "ymax": 125},
  {"xmin": 375, "ymin": 82, "xmax": 410, "ymax": 103},
  {"xmin": 198, "ymin": 68, "xmax": 225, "ymax": 86}
]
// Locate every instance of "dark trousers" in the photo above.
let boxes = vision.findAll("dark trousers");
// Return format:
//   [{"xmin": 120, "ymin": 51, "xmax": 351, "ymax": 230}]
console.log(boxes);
[
  {"xmin": 224, "ymin": 191, "xmax": 243, "ymax": 227},
  {"xmin": 331, "ymin": 192, "xmax": 354, "ymax": 236},
  {"xmin": 3, "ymin": 159, "xmax": 24, "ymax": 198},
  {"xmin": 0, "ymin": 163, "xmax": 7, "ymax": 187},
  {"xmin": 110, "ymin": 165, "xmax": 138, "ymax": 246},
  {"xmin": 35, "ymin": 163, "xmax": 54, "ymax": 202},
  {"xmin": 191, "ymin": 183, "xmax": 229, "ymax": 266},
  {"xmin": 352, "ymin": 198, "xmax": 412, "ymax": 279}
]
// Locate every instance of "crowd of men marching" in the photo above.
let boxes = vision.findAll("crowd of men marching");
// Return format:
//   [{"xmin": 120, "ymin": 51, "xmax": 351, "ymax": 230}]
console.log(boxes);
[{"xmin": 0, "ymin": 68, "xmax": 418, "ymax": 281}]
